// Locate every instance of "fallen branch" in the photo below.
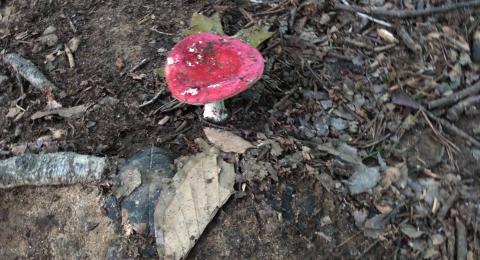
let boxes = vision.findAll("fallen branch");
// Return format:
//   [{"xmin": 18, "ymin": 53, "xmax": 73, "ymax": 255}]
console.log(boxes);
[
  {"xmin": 334, "ymin": 0, "xmax": 480, "ymax": 19},
  {"xmin": 393, "ymin": 92, "xmax": 480, "ymax": 147},
  {"xmin": 446, "ymin": 95, "xmax": 480, "ymax": 121},
  {"xmin": 424, "ymin": 109, "xmax": 480, "ymax": 148},
  {"xmin": 2, "ymin": 52, "xmax": 57, "ymax": 92},
  {"xmin": 428, "ymin": 81, "xmax": 480, "ymax": 109},
  {"xmin": 340, "ymin": 0, "xmax": 392, "ymax": 27},
  {"xmin": 0, "ymin": 152, "xmax": 106, "ymax": 188}
]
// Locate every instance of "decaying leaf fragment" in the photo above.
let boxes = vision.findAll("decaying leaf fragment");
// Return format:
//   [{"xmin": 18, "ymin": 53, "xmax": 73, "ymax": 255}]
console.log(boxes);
[
  {"xmin": 235, "ymin": 24, "xmax": 274, "ymax": 48},
  {"xmin": 30, "ymin": 104, "xmax": 89, "ymax": 120},
  {"xmin": 204, "ymin": 127, "xmax": 253, "ymax": 153},
  {"xmin": 184, "ymin": 13, "xmax": 224, "ymax": 35},
  {"xmin": 154, "ymin": 140, "xmax": 235, "ymax": 259}
]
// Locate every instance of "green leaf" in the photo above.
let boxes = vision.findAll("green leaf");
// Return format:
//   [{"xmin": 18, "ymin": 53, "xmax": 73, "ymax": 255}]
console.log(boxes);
[
  {"xmin": 154, "ymin": 67, "xmax": 165, "ymax": 78},
  {"xmin": 234, "ymin": 24, "xmax": 274, "ymax": 48},
  {"xmin": 184, "ymin": 13, "xmax": 224, "ymax": 35}
]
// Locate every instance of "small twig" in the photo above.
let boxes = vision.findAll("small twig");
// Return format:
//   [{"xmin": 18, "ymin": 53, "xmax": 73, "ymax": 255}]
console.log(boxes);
[
  {"xmin": 157, "ymin": 125, "xmax": 192, "ymax": 144},
  {"xmin": 68, "ymin": 17, "xmax": 77, "ymax": 33},
  {"xmin": 340, "ymin": 0, "xmax": 393, "ymax": 27},
  {"xmin": 150, "ymin": 27, "xmax": 176, "ymax": 36},
  {"xmin": 421, "ymin": 110, "xmax": 459, "ymax": 156},
  {"xmin": 396, "ymin": 25, "xmax": 421, "ymax": 53},
  {"xmin": 120, "ymin": 58, "xmax": 149, "ymax": 77},
  {"xmin": 437, "ymin": 189, "xmax": 459, "ymax": 220},
  {"xmin": 456, "ymin": 218, "xmax": 468, "ymax": 260},
  {"xmin": 154, "ymin": 99, "xmax": 186, "ymax": 114},
  {"xmin": 334, "ymin": 0, "xmax": 480, "ymax": 19},
  {"xmin": 344, "ymin": 38, "xmax": 373, "ymax": 50},
  {"xmin": 424, "ymin": 109, "xmax": 480, "ymax": 148},
  {"xmin": 355, "ymin": 240, "xmax": 380, "ymax": 260},
  {"xmin": 129, "ymin": 58, "xmax": 149, "ymax": 73},
  {"xmin": 253, "ymin": 6, "xmax": 289, "ymax": 16},
  {"xmin": 428, "ymin": 81, "xmax": 480, "ymax": 109},
  {"xmin": 374, "ymin": 43, "xmax": 396, "ymax": 52},
  {"xmin": 446, "ymin": 95, "xmax": 480, "ymax": 121},
  {"xmin": 336, "ymin": 231, "xmax": 362, "ymax": 248},
  {"xmin": 139, "ymin": 89, "xmax": 165, "ymax": 108},
  {"xmin": 64, "ymin": 44, "xmax": 75, "ymax": 68},
  {"xmin": 239, "ymin": 7, "xmax": 254, "ymax": 23}
]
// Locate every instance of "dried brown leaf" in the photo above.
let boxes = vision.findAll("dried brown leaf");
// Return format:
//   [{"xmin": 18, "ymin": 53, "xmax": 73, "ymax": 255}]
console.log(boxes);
[
  {"xmin": 155, "ymin": 146, "xmax": 235, "ymax": 259},
  {"xmin": 203, "ymin": 127, "xmax": 253, "ymax": 153}
]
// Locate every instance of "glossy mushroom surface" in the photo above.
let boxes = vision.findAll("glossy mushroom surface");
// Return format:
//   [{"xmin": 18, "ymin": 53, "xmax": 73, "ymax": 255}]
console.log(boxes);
[{"xmin": 165, "ymin": 33, "xmax": 264, "ymax": 105}]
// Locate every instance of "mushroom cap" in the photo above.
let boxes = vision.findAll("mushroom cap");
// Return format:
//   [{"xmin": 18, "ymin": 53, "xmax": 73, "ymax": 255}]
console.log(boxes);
[{"xmin": 165, "ymin": 32, "xmax": 264, "ymax": 105}]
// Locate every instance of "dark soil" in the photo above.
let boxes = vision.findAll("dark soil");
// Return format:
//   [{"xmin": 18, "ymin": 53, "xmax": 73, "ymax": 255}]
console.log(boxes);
[{"xmin": 1, "ymin": 0, "xmax": 480, "ymax": 259}]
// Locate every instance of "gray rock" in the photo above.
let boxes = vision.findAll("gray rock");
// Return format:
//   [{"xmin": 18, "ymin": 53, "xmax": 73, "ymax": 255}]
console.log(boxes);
[
  {"xmin": 314, "ymin": 117, "xmax": 330, "ymax": 136},
  {"xmin": 329, "ymin": 117, "xmax": 349, "ymax": 131},
  {"xmin": 38, "ymin": 34, "xmax": 59, "ymax": 47},
  {"xmin": 320, "ymin": 100, "xmax": 333, "ymax": 110},
  {"xmin": 42, "ymin": 25, "xmax": 57, "ymax": 35},
  {"xmin": 0, "ymin": 74, "xmax": 8, "ymax": 85},
  {"xmin": 353, "ymin": 94, "xmax": 366, "ymax": 108},
  {"xmin": 473, "ymin": 149, "xmax": 480, "ymax": 161},
  {"xmin": 119, "ymin": 147, "xmax": 175, "ymax": 236},
  {"xmin": 347, "ymin": 165, "xmax": 380, "ymax": 194}
]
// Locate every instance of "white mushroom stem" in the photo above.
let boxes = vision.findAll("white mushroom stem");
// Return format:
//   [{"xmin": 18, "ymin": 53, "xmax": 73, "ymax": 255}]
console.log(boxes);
[{"xmin": 203, "ymin": 100, "xmax": 228, "ymax": 122}]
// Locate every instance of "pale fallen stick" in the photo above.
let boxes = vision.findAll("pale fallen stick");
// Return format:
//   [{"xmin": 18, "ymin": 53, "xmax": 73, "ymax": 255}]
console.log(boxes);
[
  {"xmin": 2, "ymin": 52, "xmax": 57, "ymax": 92},
  {"xmin": 64, "ymin": 44, "xmax": 75, "ymax": 68},
  {"xmin": 0, "ymin": 152, "xmax": 106, "ymax": 188},
  {"xmin": 340, "ymin": 0, "xmax": 393, "ymax": 27}
]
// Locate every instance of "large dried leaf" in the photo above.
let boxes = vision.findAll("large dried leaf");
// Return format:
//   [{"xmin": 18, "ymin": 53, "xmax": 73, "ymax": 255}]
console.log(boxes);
[
  {"xmin": 184, "ymin": 13, "xmax": 223, "ymax": 35},
  {"xmin": 204, "ymin": 127, "xmax": 253, "ymax": 153},
  {"xmin": 154, "ymin": 145, "xmax": 235, "ymax": 259}
]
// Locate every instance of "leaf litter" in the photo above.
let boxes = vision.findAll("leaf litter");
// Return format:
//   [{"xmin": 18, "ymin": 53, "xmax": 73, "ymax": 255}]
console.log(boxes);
[{"xmin": 2, "ymin": 0, "xmax": 480, "ymax": 259}]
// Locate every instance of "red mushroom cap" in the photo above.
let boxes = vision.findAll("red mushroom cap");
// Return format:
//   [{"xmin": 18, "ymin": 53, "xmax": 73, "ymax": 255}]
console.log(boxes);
[{"xmin": 165, "ymin": 33, "xmax": 264, "ymax": 105}]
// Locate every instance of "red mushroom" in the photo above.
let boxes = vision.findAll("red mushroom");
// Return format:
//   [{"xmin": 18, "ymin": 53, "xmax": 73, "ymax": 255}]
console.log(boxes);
[{"xmin": 165, "ymin": 32, "xmax": 264, "ymax": 122}]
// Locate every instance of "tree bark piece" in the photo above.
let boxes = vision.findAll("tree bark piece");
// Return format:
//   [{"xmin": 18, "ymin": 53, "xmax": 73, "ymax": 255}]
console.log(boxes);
[
  {"xmin": 0, "ymin": 152, "xmax": 106, "ymax": 188},
  {"xmin": 2, "ymin": 52, "xmax": 57, "ymax": 92}
]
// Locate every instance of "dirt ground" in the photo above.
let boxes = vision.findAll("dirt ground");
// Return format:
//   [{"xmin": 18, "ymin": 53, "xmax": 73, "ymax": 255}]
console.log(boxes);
[{"xmin": 1, "ymin": 0, "xmax": 480, "ymax": 259}]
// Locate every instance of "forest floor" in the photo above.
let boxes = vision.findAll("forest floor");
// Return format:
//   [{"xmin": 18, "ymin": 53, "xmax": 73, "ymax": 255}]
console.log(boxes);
[{"xmin": 1, "ymin": 0, "xmax": 480, "ymax": 259}]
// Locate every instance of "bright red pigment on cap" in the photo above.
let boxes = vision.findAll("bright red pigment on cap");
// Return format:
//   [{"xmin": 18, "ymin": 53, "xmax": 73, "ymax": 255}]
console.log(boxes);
[{"xmin": 165, "ymin": 33, "xmax": 264, "ymax": 105}]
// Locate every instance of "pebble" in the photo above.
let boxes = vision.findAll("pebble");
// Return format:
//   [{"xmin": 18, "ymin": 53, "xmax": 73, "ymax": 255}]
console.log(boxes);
[
  {"xmin": 314, "ymin": 117, "xmax": 330, "ymax": 136},
  {"xmin": 329, "ymin": 117, "xmax": 348, "ymax": 131},
  {"xmin": 38, "ymin": 34, "xmax": 59, "ymax": 47},
  {"xmin": 320, "ymin": 100, "xmax": 333, "ymax": 110},
  {"xmin": 68, "ymin": 37, "xmax": 81, "ymax": 53},
  {"xmin": 42, "ymin": 25, "xmax": 57, "ymax": 35},
  {"xmin": 0, "ymin": 74, "xmax": 8, "ymax": 85}
]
